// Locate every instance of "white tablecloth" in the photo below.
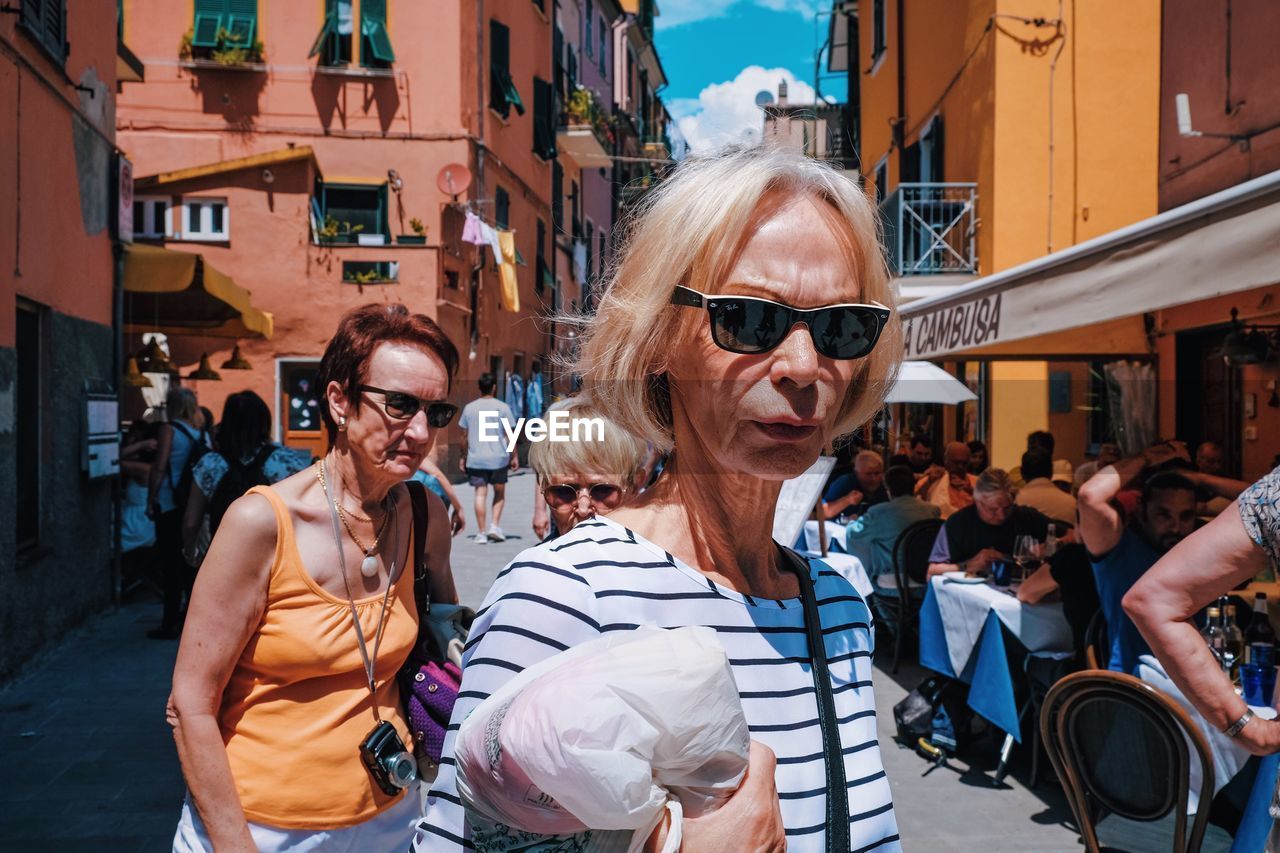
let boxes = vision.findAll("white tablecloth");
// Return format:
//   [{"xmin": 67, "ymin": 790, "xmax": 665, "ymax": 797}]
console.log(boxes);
[
  {"xmin": 802, "ymin": 519, "xmax": 850, "ymax": 553},
  {"xmin": 804, "ymin": 550, "xmax": 873, "ymax": 601},
  {"xmin": 931, "ymin": 573, "xmax": 1074, "ymax": 676},
  {"xmin": 1136, "ymin": 654, "xmax": 1277, "ymax": 812}
]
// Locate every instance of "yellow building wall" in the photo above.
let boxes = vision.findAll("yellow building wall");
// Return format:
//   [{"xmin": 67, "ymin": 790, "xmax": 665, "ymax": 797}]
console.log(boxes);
[{"xmin": 991, "ymin": 361, "xmax": 1050, "ymax": 470}]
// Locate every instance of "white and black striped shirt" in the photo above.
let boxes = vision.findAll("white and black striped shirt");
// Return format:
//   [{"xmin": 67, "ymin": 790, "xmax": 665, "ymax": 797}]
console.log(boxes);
[{"xmin": 413, "ymin": 515, "xmax": 900, "ymax": 852}]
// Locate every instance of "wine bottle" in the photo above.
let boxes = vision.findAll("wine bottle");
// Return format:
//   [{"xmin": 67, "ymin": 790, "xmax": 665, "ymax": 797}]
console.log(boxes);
[{"xmin": 1246, "ymin": 593, "xmax": 1277, "ymax": 668}]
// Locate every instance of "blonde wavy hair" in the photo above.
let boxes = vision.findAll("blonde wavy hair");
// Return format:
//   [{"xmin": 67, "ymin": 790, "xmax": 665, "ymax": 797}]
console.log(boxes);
[
  {"xmin": 527, "ymin": 396, "xmax": 649, "ymax": 489},
  {"xmin": 572, "ymin": 145, "xmax": 901, "ymax": 453}
]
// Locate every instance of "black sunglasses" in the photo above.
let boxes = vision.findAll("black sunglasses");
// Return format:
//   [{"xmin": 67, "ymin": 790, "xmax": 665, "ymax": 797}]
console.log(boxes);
[
  {"xmin": 542, "ymin": 482, "xmax": 625, "ymax": 510},
  {"xmin": 671, "ymin": 285, "xmax": 891, "ymax": 360},
  {"xmin": 359, "ymin": 385, "xmax": 458, "ymax": 427}
]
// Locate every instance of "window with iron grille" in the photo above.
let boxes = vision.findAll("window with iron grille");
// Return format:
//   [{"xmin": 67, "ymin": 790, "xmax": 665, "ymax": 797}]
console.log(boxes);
[
  {"xmin": 191, "ymin": 0, "xmax": 259, "ymax": 57},
  {"xmin": 309, "ymin": 0, "xmax": 353, "ymax": 66},
  {"xmin": 533, "ymin": 78, "xmax": 557, "ymax": 161},
  {"xmin": 489, "ymin": 20, "xmax": 525, "ymax": 118},
  {"xmin": 19, "ymin": 0, "xmax": 66, "ymax": 63}
]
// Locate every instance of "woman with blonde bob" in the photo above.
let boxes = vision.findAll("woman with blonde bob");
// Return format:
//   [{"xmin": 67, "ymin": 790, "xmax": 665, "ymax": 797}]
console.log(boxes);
[
  {"xmin": 418, "ymin": 145, "xmax": 903, "ymax": 852},
  {"xmin": 528, "ymin": 396, "xmax": 650, "ymax": 540}
]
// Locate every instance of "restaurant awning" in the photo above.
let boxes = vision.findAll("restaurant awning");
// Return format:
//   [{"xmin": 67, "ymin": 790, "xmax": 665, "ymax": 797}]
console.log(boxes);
[
  {"xmin": 899, "ymin": 168, "xmax": 1280, "ymax": 361},
  {"xmin": 123, "ymin": 244, "xmax": 273, "ymax": 339},
  {"xmin": 886, "ymin": 361, "xmax": 978, "ymax": 404}
]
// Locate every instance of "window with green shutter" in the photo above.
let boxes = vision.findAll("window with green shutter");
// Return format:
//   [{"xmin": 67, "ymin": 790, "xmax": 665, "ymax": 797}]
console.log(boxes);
[
  {"xmin": 495, "ymin": 187, "xmax": 510, "ymax": 231},
  {"xmin": 309, "ymin": 0, "xmax": 352, "ymax": 66},
  {"xmin": 360, "ymin": 0, "xmax": 395, "ymax": 67},
  {"xmin": 20, "ymin": 0, "xmax": 67, "ymax": 63},
  {"xmin": 190, "ymin": 0, "xmax": 259, "ymax": 58},
  {"xmin": 489, "ymin": 20, "xmax": 525, "ymax": 118},
  {"xmin": 316, "ymin": 183, "xmax": 389, "ymax": 243},
  {"xmin": 532, "ymin": 78, "xmax": 556, "ymax": 161}
]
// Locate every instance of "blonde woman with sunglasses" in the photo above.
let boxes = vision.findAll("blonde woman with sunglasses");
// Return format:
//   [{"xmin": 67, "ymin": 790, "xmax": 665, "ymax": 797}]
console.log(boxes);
[
  {"xmin": 528, "ymin": 396, "xmax": 650, "ymax": 541},
  {"xmin": 418, "ymin": 146, "xmax": 902, "ymax": 853}
]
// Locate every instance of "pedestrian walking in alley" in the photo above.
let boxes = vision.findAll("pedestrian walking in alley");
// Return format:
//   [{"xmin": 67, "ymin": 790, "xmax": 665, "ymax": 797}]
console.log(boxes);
[
  {"xmin": 458, "ymin": 372, "xmax": 518, "ymax": 544},
  {"xmin": 120, "ymin": 421, "xmax": 160, "ymax": 592},
  {"xmin": 180, "ymin": 390, "xmax": 312, "ymax": 559},
  {"xmin": 147, "ymin": 387, "xmax": 210, "ymax": 640},
  {"xmin": 418, "ymin": 146, "xmax": 903, "ymax": 851},
  {"xmin": 528, "ymin": 396, "xmax": 649, "ymax": 540},
  {"xmin": 168, "ymin": 304, "xmax": 461, "ymax": 851}
]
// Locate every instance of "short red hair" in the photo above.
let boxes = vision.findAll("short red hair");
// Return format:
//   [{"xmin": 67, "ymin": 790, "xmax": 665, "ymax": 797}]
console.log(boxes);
[{"xmin": 317, "ymin": 304, "xmax": 460, "ymax": 441}]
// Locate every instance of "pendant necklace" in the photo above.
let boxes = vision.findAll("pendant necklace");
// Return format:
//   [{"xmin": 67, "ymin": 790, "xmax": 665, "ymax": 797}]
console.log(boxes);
[{"xmin": 316, "ymin": 461, "xmax": 391, "ymax": 578}]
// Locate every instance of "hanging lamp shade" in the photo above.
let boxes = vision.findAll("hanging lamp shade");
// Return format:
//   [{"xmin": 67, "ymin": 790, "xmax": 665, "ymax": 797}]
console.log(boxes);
[
  {"xmin": 221, "ymin": 344, "xmax": 252, "ymax": 370},
  {"xmin": 135, "ymin": 338, "xmax": 175, "ymax": 374},
  {"xmin": 122, "ymin": 357, "xmax": 153, "ymax": 388},
  {"xmin": 187, "ymin": 353, "xmax": 222, "ymax": 381}
]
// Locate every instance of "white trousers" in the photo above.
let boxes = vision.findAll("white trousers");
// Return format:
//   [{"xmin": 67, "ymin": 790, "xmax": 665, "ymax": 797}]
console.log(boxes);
[{"xmin": 173, "ymin": 787, "xmax": 422, "ymax": 853}]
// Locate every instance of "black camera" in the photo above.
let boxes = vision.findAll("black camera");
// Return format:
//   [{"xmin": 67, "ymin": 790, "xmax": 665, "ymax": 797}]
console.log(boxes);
[{"xmin": 359, "ymin": 720, "xmax": 418, "ymax": 796}]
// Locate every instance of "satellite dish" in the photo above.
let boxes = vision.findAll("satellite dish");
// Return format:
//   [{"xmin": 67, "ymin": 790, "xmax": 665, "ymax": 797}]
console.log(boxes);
[
  {"xmin": 437, "ymin": 163, "xmax": 473, "ymax": 198},
  {"xmin": 755, "ymin": 90, "xmax": 775, "ymax": 107}
]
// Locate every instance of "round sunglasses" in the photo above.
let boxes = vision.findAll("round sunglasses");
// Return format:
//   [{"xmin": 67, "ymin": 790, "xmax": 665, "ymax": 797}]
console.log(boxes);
[
  {"xmin": 671, "ymin": 285, "xmax": 891, "ymax": 360},
  {"xmin": 359, "ymin": 385, "xmax": 458, "ymax": 428},
  {"xmin": 542, "ymin": 482, "xmax": 625, "ymax": 510}
]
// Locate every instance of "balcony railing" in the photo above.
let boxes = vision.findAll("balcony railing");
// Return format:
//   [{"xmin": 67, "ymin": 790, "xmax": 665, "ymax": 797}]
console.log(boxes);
[{"xmin": 879, "ymin": 183, "xmax": 978, "ymax": 275}]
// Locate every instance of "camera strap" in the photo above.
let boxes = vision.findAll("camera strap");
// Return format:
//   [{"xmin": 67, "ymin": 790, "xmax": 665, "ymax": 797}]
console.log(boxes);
[{"xmin": 320, "ymin": 460, "xmax": 399, "ymax": 722}]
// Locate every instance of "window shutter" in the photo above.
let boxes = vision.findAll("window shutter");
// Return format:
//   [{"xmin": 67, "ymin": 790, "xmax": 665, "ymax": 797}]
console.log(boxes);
[
  {"xmin": 225, "ymin": 0, "xmax": 257, "ymax": 47},
  {"xmin": 20, "ymin": 0, "xmax": 67, "ymax": 60},
  {"xmin": 533, "ymin": 78, "xmax": 555, "ymax": 160},
  {"xmin": 361, "ymin": 0, "xmax": 395, "ymax": 63},
  {"xmin": 495, "ymin": 187, "xmax": 510, "ymax": 231},
  {"xmin": 192, "ymin": 0, "xmax": 223, "ymax": 47},
  {"xmin": 308, "ymin": 7, "xmax": 337, "ymax": 57},
  {"xmin": 489, "ymin": 20, "xmax": 510, "ymax": 116},
  {"xmin": 502, "ymin": 74, "xmax": 526, "ymax": 116}
]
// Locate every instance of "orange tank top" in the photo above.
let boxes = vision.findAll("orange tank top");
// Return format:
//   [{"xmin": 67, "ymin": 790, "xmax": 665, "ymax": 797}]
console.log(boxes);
[{"xmin": 221, "ymin": 485, "xmax": 419, "ymax": 829}]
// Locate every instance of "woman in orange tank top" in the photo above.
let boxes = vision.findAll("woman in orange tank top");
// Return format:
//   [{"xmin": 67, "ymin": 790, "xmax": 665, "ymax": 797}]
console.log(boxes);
[{"xmin": 169, "ymin": 304, "xmax": 461, "ymax": 852}]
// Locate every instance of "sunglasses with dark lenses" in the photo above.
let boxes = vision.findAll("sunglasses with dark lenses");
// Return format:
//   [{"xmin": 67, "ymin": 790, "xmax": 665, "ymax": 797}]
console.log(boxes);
[
  {"xmin": 671, "ymin": 285, "xmax": 891, "ymax": 360},
  {"xmin": 359, "ymin": 385, "xmax": 458, "ymax": 427},
  {"xmin": 542, "ymin": 482, "xmax": 625, "ymax": 510}
]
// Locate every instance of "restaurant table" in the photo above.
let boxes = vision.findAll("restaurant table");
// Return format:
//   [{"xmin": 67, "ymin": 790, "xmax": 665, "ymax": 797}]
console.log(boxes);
[
  {"xmin": 801, "ymin": 519, "xmax": 851, "ymax": 554},
  {"xmin": 919, "ymin": 573, "xmax": 1074, "ymax": 742},
  {"xmin": 803, "ymin": 550, "xmax": 873, "ymax": 601},
  {"xmin": 1137, "ymin": 655, "xmax": 1278, "ymax": 852}
]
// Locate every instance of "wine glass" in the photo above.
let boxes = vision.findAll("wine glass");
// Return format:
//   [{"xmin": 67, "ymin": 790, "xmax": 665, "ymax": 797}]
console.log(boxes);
[{"xmin": 1013, "ymin": 535, "xmax": 1043, "ymax": 584}]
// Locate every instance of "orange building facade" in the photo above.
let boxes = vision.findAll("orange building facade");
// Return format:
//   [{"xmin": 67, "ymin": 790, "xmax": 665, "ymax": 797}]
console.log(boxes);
[
  {"xmin": 116, "ymin": 0, "xmax": 558, "ymax": 468},
  {"xmin": 1, "ymin": 0, "xmax": 129, "ymax": 677}
]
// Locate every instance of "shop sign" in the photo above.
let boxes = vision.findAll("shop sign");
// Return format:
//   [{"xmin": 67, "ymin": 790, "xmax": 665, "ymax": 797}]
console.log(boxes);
[{"xmin": 903, "ymin": 293, "xmax": 1003, "ymax": 360}]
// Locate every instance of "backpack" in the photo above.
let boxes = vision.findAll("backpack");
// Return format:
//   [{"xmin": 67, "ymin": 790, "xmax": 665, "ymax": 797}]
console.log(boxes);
[
  {"xmin": 169, "ymin": 421, "xmax": 210, "ymax": 514},
  {"xmin": 893, "ymin": 675, "xmax": 968, "ymax": 755},
  {"xmin": 208, "ymin": 444, "xmax": 274, "ymax": 534}
]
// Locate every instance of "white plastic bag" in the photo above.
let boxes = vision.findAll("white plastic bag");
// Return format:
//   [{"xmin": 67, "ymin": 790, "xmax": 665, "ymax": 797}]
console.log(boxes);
[{"xmin": 454, "ymin": 626, "xmax": 749, "ymax": 852}]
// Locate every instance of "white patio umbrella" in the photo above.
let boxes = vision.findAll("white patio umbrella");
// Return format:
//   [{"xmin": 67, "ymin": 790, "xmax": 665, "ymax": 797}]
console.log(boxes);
[{"xmin": 885, "ymin": 361, "xmax": 978, "ymax": 404}]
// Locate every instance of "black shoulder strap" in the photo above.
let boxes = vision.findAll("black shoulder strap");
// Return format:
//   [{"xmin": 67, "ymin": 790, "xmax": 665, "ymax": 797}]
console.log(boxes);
[
  {"xmin": 778, "ymin": 545, "xmax": 851, "ymax": 853},
  {"xmin": 405, "ymin": 480, "xmax": 430, "ymax": 617}
]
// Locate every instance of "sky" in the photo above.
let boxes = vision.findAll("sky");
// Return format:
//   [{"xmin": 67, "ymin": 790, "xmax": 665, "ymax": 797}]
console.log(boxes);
[{"xmin": 654, "ymin": 0, "xmax": 839, "ymax": 153}]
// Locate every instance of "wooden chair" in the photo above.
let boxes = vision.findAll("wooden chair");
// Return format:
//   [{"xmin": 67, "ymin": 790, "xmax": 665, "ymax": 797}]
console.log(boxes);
[
  {"xmin": 889, "ymin": 517, "xmax": 945, "ymax": 674},
  {"xmin": 1040, "ymin": 670, "xmax": 1215, "ymax": 853},
  {"xmin": 1084, "ymin": 610, "xmax": 1109, "ymax": 670}
]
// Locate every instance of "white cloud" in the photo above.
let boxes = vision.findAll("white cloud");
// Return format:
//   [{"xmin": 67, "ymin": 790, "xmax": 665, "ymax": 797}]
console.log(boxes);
[
  {"xmin": 676, "ymin": 66, "xmax": 819, "ymax": 154},
  {"xmin": 656, "ymin": 0, "xmax": 817, "ymax": 30}
]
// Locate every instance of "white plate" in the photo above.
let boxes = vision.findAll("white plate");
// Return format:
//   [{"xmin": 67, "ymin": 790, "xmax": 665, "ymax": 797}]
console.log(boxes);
[{"xmin": 942, "ymin": 572, "xmax": 989, "ymax": 584}]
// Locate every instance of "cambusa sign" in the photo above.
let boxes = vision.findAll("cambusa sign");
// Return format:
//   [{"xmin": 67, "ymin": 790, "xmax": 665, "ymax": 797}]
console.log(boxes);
[{"xmin": 902, "ymin": 293, "xmax": 1003, "ymax": 360}]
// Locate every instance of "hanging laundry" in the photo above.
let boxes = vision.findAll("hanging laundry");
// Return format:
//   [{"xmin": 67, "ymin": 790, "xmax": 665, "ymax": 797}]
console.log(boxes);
[
  {"xmin": 462, "ymin": 211, "xmax": 487, "ymax": 246},
  {"xmin": 498, "ymin": 230, "xmax": 520, "ymax": 312},
  {"xmin": 525, "ymin": 368, "xmax": 545, "ymax": 419},
  {"xmin": 506, "ymin": 373, "xmax": 525, "ymax": 420},
  {"xmin": 573, "ymin": 241, "xmax": 588, "ymax": 286},
  {"xmin": 481, "ymin": 223, "xmax": 503, "ymax": 266}
]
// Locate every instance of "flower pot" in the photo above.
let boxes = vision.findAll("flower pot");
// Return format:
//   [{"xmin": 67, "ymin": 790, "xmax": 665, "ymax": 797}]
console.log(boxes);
[
  {"xmin": 357, "ymin": 233, "xmax": 387, "ymax": 246},
  {"xmin": 397, "ymin": 234, "xmax": 427, "ymax": 245}
]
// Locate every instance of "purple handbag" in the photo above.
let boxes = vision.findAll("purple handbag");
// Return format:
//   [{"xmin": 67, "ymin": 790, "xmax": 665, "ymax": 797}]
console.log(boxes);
[{"xmin": 400, "ymin": 483, "xmax": 469, "ymax": 764}]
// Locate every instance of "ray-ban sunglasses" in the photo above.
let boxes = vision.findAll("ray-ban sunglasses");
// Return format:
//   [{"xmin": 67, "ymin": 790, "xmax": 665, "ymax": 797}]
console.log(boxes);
[
  {"xmin": 671, "ymin": 285, "xmax": 892, "ymax": 360},
  {"xmin": 359, "ymin": 385, "xmax": 458, "ymax": 428}
]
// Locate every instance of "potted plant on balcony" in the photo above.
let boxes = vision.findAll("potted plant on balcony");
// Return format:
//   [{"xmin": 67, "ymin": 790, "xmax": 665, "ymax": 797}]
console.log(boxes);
[
  {"xmin": 397, "ymin": 218, "xmax": 428, "ymax": 245},
  {"xmin": 316, "ymin": 215, "xmax": 363, "ymax": 245},
  {"xmin": 179, "ymin": 27, "xmax": 265, "ymax": 67},
  {"xmin": 563, "ymin": 87, "xmax": 615, "ymax": 150}
]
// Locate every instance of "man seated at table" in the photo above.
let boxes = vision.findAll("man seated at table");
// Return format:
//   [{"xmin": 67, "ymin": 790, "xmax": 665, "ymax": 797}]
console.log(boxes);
[
  {"xmin": 890, "ymin": 433, "xmax": 935, "ymax": 478},
  {"xmin": 916, "ymin": 441, "xmax": 978, "ymax": 519},
  {"xmin": 926, "ymin": 468, "xmax": 1052, "ymax": 579},
  {"xmin": 1014, "ymin": 448, "xmax": 1077, "ymax": 526},
  {"xmin": 1016, "ymin": 543, "xmax": 1102, "ymax": 666},
  {"xmin": 1079, "ymin": 442, "xmax": 1201, "ymax": 673},
  {"xmin": 821, "ymin": 449, "xmax": 890, "ymax": 520},
  {"xmin": 848, "ymin": 465, "xmax": 940, "ymax": 587}
]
